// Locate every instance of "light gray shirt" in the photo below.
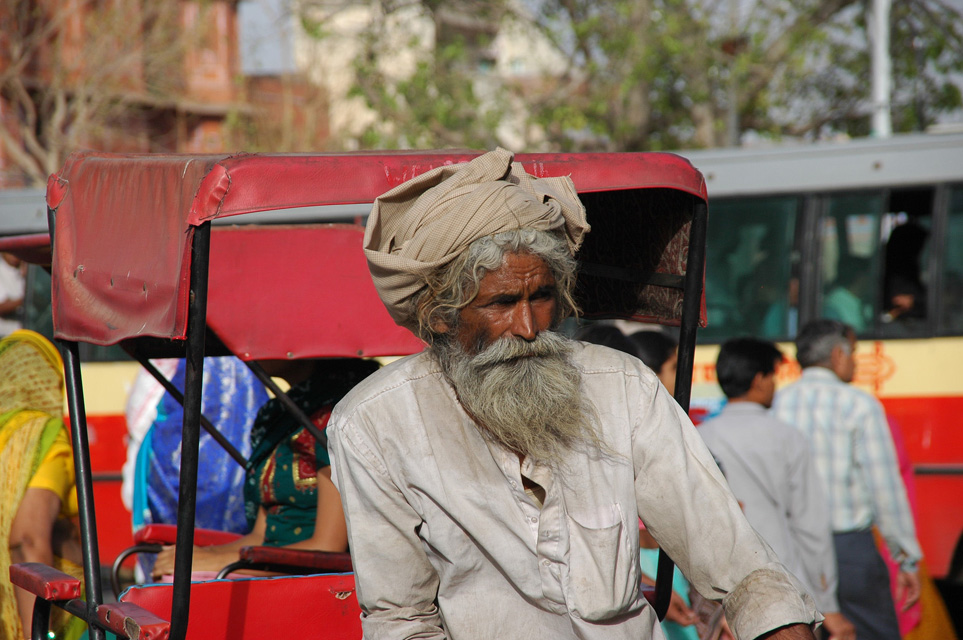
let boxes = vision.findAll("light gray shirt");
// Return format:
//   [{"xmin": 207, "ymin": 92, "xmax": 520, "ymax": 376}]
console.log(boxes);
[
  {"xmin": 329, "ymin": 343, "xmax": 818, "ymax": 640},
  {"xmin": 698, "ymin": 402, "xmax": 839, "ymax": 613},
  {"xmin": 772, "ymin": 368, "xmax": 921, "ymax": 572}
]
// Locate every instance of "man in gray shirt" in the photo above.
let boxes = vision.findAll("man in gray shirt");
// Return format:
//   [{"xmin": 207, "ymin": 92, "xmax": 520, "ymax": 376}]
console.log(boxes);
[{"xmin": 698, "ymin": 338, "xmax": 854, "ymax": 640}]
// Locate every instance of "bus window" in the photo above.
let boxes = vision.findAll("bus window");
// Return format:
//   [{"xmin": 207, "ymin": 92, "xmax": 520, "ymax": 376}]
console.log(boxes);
[
  {"xmin": 940, "ymin": 186, "xmax": 963, "ymax": 334},
  {"xmin": 819, "ymin": 195, "xmax": 880, "ymax": 334},
  {"xmin": 702, "ymin": 196, "xmax": 799, "ymax": 341},
  {"xmin": 818, "ymin": 189, "xmax": 933, "ymax": 337}
]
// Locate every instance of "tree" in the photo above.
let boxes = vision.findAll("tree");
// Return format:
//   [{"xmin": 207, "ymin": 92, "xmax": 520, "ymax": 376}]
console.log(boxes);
[
  {"xmin": 294, "ymin": 0, "xmax": 510, "ymax": 150},
  {"xmin": 0, "ymin": 0, "xmax": 211, "ymax": 188},
  {"xmin": 295, "ymin": 0, "xmax": 963, "ymax": 152},
  {"xmin": 524, "ymin": 0, "xmax": 963, "ymax": 149}
]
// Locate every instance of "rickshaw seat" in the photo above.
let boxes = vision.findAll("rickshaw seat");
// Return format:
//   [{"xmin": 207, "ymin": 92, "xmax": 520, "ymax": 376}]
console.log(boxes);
[
  {"xmin": 119, "ymin": 573, "xmax": 362, "ymax": 640},
  {"xmin": 111, "ymin": 524, "xmax": 244, "ymax": 597}
]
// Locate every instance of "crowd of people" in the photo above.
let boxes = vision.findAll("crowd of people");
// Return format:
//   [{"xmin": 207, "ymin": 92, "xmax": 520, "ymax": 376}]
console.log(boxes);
[{"xmin": 2, "ymin": 149, "xmax": 958, "ymax": 640}]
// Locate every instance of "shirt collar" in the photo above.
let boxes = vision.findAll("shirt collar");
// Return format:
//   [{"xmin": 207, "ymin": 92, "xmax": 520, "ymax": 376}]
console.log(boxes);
[
  {"xmin": 719, "ymin": 401, "xmax": 768, "ymax": 416},
  {"xmin": 799, "ymin": 367, "xmax": 842, "ymax": 383}
]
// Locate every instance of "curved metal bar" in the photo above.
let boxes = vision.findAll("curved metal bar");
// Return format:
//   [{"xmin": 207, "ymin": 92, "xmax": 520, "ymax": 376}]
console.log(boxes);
[
  {"xmin": 215, "ymin": 560, "xmax": 249, "ymax": 580},
  {"xmin": 110, "ymin": 544, "xmax": 163, "ymax": 600}
]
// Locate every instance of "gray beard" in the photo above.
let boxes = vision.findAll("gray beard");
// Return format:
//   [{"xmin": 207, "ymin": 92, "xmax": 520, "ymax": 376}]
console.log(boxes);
[{"xmin": 436, "ymin": 331, "xmax": 596, "ymax": 465}]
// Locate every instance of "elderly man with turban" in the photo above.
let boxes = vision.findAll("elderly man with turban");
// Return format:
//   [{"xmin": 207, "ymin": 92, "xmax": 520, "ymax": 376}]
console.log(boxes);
[{"xmin": 327, "ymin": 149, "xmax": 820, "ymax": 640}]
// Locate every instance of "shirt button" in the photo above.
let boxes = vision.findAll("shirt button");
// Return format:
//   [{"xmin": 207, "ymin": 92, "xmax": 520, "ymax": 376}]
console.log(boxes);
[
  {"xmin": 510, "ymin": 481, "xmax": 517, "ymax": 488},
  {"xmin": 543, "ymin": 559, "xmax": 551, "ymax": 566},
  {"xmin": 530, "ymin": 516, "xmax": 538, "ymax": 523}
]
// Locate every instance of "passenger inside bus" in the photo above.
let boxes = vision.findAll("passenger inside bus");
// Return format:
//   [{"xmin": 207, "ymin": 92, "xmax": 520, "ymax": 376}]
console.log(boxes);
[
  {"xmin": 151, "ymin": 357, "xmax": 378, "ymax": 578},
  {"xmin": 822, "ymin": 256, "xmax": 874, "ymax": 332},
  {"xmin": 882, "ymin": 221, "xmax": 929, "ymax": 324}
]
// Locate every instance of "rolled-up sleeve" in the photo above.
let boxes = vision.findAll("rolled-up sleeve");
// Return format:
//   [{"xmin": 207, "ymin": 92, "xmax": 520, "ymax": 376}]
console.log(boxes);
[
  {"xmin": 632, "ymin": 385, "xmax": 820, "ymax": 639},
  {"xmin": 328, "ymin": 409, "xmax": 446, "ymax": 640}
]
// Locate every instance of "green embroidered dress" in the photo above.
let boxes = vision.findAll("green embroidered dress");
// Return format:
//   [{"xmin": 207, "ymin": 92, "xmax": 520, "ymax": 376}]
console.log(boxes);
[{"xmin": 243, "ymin": 360, "xmax": 378, "ymax": 546}]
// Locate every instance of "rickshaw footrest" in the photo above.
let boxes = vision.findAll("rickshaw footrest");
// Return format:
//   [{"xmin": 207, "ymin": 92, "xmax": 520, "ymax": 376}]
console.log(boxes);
[{"xmin": 97, "ymin": 602, "xmax": 170, "ymax": 640}]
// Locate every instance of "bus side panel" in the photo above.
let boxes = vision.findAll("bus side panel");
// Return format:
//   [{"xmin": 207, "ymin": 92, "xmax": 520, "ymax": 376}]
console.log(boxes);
[{"xmin": 882, "ymin": 395, "xmax": 963, "ymax": 580}]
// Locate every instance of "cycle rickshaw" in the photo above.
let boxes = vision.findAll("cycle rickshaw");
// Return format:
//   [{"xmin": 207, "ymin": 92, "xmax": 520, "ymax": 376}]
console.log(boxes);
[{"xmin": 5, "ymin": 150, "xmax": 707, "ymax": 640}]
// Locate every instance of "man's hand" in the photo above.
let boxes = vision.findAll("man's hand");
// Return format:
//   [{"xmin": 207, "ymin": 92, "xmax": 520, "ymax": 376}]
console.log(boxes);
[
  {"xmin": 895, "ymin": 569, "xmax": 921, "ymax": 611},
  {"xmin": 821, "ymin": 611, "xmax": 855, "ymax": 640}
]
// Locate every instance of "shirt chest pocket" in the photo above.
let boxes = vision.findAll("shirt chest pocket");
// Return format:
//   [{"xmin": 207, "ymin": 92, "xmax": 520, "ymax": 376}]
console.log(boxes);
[{"xmin": 563, "ymin": 504, "xmax": 639, "ymax": 621}]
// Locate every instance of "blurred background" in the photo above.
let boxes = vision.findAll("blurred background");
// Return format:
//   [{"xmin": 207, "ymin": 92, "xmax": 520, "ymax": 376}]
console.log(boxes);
[
  {"xmin": 1, "ymin": 0, "xmax": 962, "ymax": 635},
  {"xmin": 1, "ymin": 0, "xmax": 961, "ymax": 183}
]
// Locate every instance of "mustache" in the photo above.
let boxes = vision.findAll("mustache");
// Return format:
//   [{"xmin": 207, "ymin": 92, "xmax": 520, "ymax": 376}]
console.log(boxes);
[{"xmin": 469, "ymin": 331, "xmax": 572, "ymax": 368}]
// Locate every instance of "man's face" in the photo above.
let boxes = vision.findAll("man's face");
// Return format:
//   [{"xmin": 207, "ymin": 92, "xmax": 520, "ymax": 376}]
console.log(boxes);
[{"xmin": 454, "ymin": 252, "xmax": 558, "ymax": 354}]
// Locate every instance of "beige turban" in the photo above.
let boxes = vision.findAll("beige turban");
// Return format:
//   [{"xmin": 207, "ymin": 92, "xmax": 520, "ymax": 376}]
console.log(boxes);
[{"xmin": 364, "ymin": 148, "xmax": 590, "ymax": 331}]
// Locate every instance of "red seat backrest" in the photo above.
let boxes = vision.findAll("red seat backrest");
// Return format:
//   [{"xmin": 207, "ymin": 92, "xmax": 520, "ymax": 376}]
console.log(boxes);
[
  {"xmin": 132, "ymin": 524, "xmax": 243, "ymax": 547},
  {"xmin": 120, "ymin": 573, "xmax": 362, "ymax": 639}
]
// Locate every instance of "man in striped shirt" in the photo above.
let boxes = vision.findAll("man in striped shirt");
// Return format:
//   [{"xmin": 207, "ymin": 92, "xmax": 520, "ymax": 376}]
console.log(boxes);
[{"xmin": 772, "ymin": 319, "xmax": 922, "ymax": 640}]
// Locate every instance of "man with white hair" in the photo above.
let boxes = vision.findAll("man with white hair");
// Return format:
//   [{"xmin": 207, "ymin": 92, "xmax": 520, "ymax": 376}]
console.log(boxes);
[
  {"xmin": 327, "ymin": 149, "xmax": 820, "ymax": 639},
  {"xmin": 772, "ymin": 319, "xmax": 922, "ymax": 640}
]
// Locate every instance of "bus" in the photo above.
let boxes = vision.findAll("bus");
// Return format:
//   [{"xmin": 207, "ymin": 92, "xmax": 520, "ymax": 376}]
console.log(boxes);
[{"xmin": 678, "ymin": 131, "xmax": 963, "ymax": 589}]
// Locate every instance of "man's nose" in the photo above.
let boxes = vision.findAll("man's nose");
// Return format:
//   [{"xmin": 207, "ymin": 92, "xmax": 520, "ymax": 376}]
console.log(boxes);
[{"xmin": 510, "ymin": 302, "xmax": 538, "ymax": 341}]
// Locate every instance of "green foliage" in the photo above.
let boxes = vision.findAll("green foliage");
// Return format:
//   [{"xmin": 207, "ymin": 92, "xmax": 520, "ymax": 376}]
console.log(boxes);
[
  {"xmin": 300, "ymin": 0, "xmax": 963, "ymax": 152},
  {"xmin": 342, "ymin": 2, "xmax": 507, "ymax": 150}
]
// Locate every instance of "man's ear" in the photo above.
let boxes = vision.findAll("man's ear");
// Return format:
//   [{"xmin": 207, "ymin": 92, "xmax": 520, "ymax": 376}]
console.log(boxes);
[
  {"xmin": 749, "ymin": 371, "xmax": 765, "ymax": 392},
  {"xmin": 829, "ymin": 344, "xmax": 843, "ymax": 368}
]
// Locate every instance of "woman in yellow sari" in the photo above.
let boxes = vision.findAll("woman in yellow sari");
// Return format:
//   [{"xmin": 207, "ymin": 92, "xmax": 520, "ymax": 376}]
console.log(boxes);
[{"xmin": 0, "ymin": 330, "xmax": 84, "ymax": 640}]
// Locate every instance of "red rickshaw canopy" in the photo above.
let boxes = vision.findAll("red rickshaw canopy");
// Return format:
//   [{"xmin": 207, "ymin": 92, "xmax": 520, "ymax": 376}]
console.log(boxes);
[{"xmin": 40, "ymin": 150, "xmax": 707, "ymax": 358}]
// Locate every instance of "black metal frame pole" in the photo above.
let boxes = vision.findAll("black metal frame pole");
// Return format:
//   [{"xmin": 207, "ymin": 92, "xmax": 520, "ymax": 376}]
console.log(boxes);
[
  {"xmin": 48, "ymin": 204, "xmax": 106, "ymax": 639},
  {"xmin": 654, "ymin": 198, "xmax": 708, "ymax": 621},
  {"xmin": 29, "ymin": 596, "xmax": 51, "ymax": 640},
  {"xmin": 59, "ymin": 340, "xmax": 106, "ymax": 639},
  {"xmin": 673, "ymin": 199, "xmax": 708, "ymax": 415},
  {"xmin": 169, "ymin": 222, "xmax": 212, "ymax": 640}
]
